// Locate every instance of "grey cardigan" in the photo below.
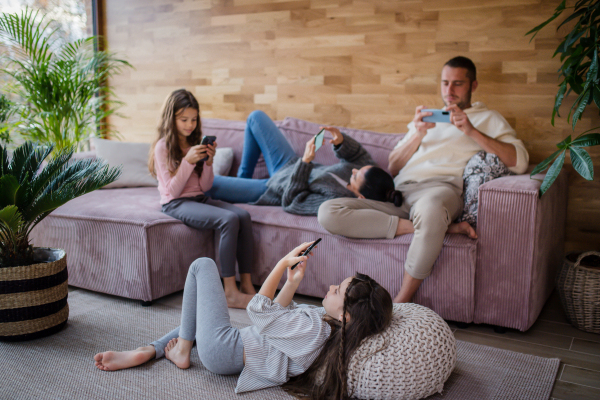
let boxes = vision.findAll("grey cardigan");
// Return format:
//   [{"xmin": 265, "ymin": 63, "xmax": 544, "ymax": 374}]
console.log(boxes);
[{"xmin": 252, "ymin": 133, "xmax": 375, "ymax": 215}]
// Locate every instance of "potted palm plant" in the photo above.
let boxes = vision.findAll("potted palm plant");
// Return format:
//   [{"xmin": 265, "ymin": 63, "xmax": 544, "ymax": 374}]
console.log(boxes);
[
  {"xmin": 527, "ymin": 0, "xmax": 600, "ymax": 334},
  {"xmin": 0, "ymin": 141, "xmax": 120, "ymax": 341},
  {"xmin": 0, "ymin": 8, "xmax": 131, "ymax": 150}
]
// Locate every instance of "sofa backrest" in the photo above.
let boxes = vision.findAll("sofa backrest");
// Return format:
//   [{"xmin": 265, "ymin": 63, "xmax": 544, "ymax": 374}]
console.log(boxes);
[{"xmin": 201, "ymin": 117, "xmax": 403, "ymax": 178}]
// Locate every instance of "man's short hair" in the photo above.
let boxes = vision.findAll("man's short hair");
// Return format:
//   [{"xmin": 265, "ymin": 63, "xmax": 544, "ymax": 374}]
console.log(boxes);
[{"xmin": 444, "ymin": 56, "xmax": 477, "ymax": 82}]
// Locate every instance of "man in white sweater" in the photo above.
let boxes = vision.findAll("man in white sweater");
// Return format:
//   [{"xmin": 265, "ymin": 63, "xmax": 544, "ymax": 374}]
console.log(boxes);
[{"xmin": 318, "ymin": 56, "xmax": 529, "ymax": 303}]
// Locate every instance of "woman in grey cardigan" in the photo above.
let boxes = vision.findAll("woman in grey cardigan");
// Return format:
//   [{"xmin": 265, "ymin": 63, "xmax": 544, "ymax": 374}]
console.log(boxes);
[{"xmin": 207, "ymin": 110, "xmax": 402, "ymax": 215}]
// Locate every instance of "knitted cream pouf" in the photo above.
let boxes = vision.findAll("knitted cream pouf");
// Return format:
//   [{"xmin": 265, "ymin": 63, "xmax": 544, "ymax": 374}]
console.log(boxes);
[{"xmin": 347, "ymin": 303, "xmax": 457, "ymax": 400}]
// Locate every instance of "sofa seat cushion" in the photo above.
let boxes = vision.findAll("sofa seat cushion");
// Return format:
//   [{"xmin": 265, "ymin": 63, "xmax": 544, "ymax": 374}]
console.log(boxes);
[
  {"xmin": 30, "ymin": 188, "xmax": 214, "ymax": 301},
  {"xmin": 348, "ymin": 303, "xmax": 456, "ymax": 400},
  {"xmin": 235, "ymin": 204, "xmax": 477, "ymax": 323}
]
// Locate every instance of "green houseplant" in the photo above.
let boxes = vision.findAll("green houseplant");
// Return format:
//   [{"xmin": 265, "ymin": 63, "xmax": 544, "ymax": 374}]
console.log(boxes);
[
  {"xmin": 0, "ymin": 9, "xmax": 132, "ymax": 151},
  {"xmin": 526, "ymin": 0, "xmax": 600, "ymax": 195},
  {"xmin": 0, "ymin": 141, "xmax": 120, "ymax": 341}
]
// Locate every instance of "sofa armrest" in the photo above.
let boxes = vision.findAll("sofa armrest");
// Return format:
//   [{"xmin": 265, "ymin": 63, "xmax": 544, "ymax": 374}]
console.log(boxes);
[{"xmin": 474, "ymin": 169, "xmax": 568, "ymax": 331}]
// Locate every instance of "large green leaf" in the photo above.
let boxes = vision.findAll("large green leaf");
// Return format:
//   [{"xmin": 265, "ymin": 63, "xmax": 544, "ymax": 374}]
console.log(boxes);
[
  {"xmin": 571, "ymin": 132, "xmax": 600, "ymax": 147},
  {"xmin": 526, "ymin": 0, "xmax": 566, "ymax": 40},
  {"xmin": 0, "ymin": 205, "xmax": 22, "ymax": 233},
  {"xmin": 531, "ymin": 149, "xmax": 563, "ymax": 176},
  {"xmin": 0, "ymin": 175, "xmax": 20, "ymax": 209},
  {"xmin": 570, "ymin": 147, "xmax": 595, "ymax": 180},
  {"xmin": 540, "ymin": 151, "xmax": 566, "ymax": 196}
]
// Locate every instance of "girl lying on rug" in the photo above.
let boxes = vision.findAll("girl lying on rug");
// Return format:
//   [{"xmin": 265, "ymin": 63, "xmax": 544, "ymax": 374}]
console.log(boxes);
[{"xmin": 94, "ymin": 242, "xmax": 393, "ymax": 399}]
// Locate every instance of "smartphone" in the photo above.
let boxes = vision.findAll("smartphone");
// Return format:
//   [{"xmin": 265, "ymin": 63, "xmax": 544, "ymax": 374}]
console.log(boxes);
[
  {"xmin": 200, "ymin": 135, "xmax": 216, "ymax": 161},
  {"xmin": 314, "ymin": 129, "xmax": 325, "ymax": 152},
  {"xmin": 421, "ymin": 109, "xmax": 451, "ymax": 123},
  {"xmin": 291, "ymin": 238, "xmax": 322, "ymax": 270}
]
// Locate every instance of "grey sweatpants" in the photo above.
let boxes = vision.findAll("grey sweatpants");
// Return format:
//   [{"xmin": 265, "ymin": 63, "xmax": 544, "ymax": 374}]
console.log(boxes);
[
  {"xmin": 150, "ymin": 258, "xmax": 245, "ymax": 375},
  {"xmin": 318, "ymin": 181, "xmax": 463, "ymax": 280},
  {"xmin": 162, "ymin": 195, "xmax": 253, "ymax": 277}
]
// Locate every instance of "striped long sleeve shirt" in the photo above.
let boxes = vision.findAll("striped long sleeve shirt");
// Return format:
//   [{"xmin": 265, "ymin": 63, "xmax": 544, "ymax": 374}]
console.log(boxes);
[{"xmin": 235, "ymin": 294, "xmax": 332, "ymax": 394}]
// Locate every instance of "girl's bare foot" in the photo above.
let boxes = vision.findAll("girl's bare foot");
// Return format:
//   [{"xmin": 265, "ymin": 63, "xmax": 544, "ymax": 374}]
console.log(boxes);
[
  {"xmin": 239, "ymin": 273, "xmax": 257, "ymax": 295},
  {"xmin": 240, "ymin": 283, "xmax": 257, "ymax": 296},
  {"xmin": 225, "ymin": 291, "xmax": 254, "ymax": 309},
  {"xmin": 164, "ymin": 338, "xmax": 193, "ymax": 369},
  {"xmin": 447, "ymin": 221, "xmax": 478, "ymax": 239},
  {"xmin": 94, "ymin": 346, "xmax": 156, "ymax": 371}
]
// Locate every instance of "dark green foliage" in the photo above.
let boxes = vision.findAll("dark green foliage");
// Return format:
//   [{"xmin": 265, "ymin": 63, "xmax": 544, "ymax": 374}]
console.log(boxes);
[
  {"xmin": 0, "ymin": 141, "xmax": 121, "ymax": 267},
  {"xmin": 0, "ymin": 9, "xmax": 132, "ymax": 151},
  {"xmin": 526, "ymin": 0, "xmax": 600, "ymax": 195}
]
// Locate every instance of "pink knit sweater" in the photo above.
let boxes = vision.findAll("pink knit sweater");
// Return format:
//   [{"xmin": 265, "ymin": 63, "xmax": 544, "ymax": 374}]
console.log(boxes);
[{"xmin": 154, "ymin": 138, "xmax": 214, "ymax": 205}]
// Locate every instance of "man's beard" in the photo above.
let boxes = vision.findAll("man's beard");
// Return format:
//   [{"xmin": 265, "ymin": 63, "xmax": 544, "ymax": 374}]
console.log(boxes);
[{"xmin": 443, "ymin": 84, "xmax": 472, "ymax": 110}]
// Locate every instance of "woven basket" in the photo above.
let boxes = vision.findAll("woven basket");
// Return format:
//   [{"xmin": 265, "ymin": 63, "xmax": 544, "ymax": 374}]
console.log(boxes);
[
  {"xmin": 556, "ymin": 251, "xmax": 600, "ymax": 334},
  {"xmin": 0, "ymin": 248, "xmax": 69, "ymax": 341}
]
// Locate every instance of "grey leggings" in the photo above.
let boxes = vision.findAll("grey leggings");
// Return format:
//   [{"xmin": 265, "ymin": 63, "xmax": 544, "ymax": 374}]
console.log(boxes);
[
  {"xmin": 162, "ymin": 195, "xmax": 253, "ymax": 277},
  {"xmin": 150, "ymin": 258, "xmax": 245, "ymax": 375}
]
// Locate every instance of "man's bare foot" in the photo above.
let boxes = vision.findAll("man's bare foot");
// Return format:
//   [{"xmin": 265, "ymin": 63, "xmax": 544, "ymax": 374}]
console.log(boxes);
[
  {"xmin": 94, "ymin": 346, "xmax": 155, "ymax": 371},
  {"xmin": 225, "ymin": 291, "xmax": 254, "ymax": 309},
  {"xmin": 164, "ymin": 338, "xmax": 192, "ymax": 369},
  {"xmin": 447, "ymin": 221, "xmax": 477, "ymax": 239}
]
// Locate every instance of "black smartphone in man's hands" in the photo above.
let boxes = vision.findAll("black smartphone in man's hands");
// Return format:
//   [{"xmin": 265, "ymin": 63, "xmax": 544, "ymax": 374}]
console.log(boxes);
[
  {"xmin": 200, "ymin": 135, "xmax": 216, "ymax": 161},
  {"xmin": 291, "ymin": 238, "xmax": 322, "ymax": 270}
]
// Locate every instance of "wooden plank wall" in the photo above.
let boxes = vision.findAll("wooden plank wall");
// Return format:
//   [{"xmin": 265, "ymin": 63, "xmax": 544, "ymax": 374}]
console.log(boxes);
[{"xmin": 102, "ymin": 0, "xmax": 600, "ymax": 252}]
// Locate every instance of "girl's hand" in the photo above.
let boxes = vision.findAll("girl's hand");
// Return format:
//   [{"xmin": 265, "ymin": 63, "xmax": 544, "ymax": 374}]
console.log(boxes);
[
  {"xmin": 184, "ymin": 145, "xmax": 206, "ymax": 164},
  {"xmin": 205, "ymin": 142, "xmax": 217, "ymax": 166},
  {"xmin": 280, "ymin": 242, "xmax": 315, "ymax": 284},
  {"xmin": 302, "ymin": 139, "xmax": 316, "ymax": 164},
  {"xmin": 321, "ymin": 127, "xmax": 343, "ymax": 146}
]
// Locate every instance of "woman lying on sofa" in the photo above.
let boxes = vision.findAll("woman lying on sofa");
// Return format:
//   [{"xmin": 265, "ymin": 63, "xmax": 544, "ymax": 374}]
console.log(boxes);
[
  {"xmin": 206, "ymin": 110, "xmax": 477, "ymax": 240},
  {"xmin": 206, "ymin": 110, "xmax": 403, "ymax": 215}
]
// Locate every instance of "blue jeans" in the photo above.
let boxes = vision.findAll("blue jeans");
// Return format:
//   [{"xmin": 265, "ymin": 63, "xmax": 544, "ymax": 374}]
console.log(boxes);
[{"xmin": 206, "ymin": 110, "xmax": 297, "ymax": 203}]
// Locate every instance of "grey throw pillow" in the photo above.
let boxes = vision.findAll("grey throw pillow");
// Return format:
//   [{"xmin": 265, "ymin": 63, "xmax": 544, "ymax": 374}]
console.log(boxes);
[
  {"xmin": 456, "ymin": 151, "xmax": 514, "ymax": 228},
  {"xmin": 92, "ymin": 138, "xmax": 158, "ymax": 189}
]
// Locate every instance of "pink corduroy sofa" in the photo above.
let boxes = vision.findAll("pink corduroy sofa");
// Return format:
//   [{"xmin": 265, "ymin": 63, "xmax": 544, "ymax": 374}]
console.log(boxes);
[{"xmin": 30, "ymin": 117, "xmax": 568, "ymax": 331}]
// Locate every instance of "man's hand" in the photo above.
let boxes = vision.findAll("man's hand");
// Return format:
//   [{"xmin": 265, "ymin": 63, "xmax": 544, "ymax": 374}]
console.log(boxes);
[
  {"xmin": 447, "ymin": 104, "xmax": 476, "ymax": 136},
  {"xmin": 321, "ymin": 126, "xmax": 344, "ymax": 146},
  {"xmin": 302, "ymin": 138, "xmax": 316, "ymax": 164},
  {"xmin": 413, "ymin": 105, "xmax": 436, "ymax": 138}
]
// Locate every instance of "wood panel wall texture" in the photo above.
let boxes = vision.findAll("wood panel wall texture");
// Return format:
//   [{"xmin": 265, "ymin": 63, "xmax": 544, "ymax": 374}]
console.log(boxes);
[{"xmin": 102, "ymin": 0, "xmax": 600, "ymax": 252}]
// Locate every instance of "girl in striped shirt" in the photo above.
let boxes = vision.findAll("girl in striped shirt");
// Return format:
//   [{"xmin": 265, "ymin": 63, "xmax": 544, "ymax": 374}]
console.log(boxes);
[{"xmin": 94, "ymin": 242, "xmax": 393, "ymax": 399}]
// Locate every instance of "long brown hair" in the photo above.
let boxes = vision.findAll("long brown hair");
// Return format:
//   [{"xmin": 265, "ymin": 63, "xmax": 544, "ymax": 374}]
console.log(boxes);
[
  {"xmin": 285, "ymin": 273, "xmax": 393, "ymax": 399},
  {"xmin": 148, "ymin": 89, "xmax": 203, "ymax": 177}
]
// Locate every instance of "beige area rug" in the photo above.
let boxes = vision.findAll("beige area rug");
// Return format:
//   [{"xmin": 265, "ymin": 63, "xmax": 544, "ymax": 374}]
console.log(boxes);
[{"xmin": 0, "ymin": 291, "xmax": 559, "ymax": 400}]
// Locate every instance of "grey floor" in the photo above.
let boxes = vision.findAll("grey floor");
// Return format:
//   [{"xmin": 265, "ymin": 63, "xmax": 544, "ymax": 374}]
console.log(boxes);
[{"xmin": 71, "ymin": 286, "xmax": 600, "ymax": 400}]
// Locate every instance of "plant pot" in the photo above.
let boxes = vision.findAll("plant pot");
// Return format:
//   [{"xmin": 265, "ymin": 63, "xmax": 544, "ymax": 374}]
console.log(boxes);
[
  {"xmin": 556, "ymin": 251, "xmax": 600, "ymax": 334},
  {"xmin": 0, "ymin": 248, "xmax": 69, "ymax": 341}
]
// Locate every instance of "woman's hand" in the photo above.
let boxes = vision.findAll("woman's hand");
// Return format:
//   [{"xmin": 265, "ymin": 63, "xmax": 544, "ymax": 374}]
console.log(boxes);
[
  {"xmin": 205, "ymin": 142, "xmax": 217, "ymax": 166},
  {"xmin": 302, "ymin": 138, "xmax": 316, "ymax": 164},
  {"xmin": 321, "ymin": 126, "xmax": 344, "ymax": 146},
  {"xmin": 184, "ymin": 145, "xmax": 207, "ymax": 165}
]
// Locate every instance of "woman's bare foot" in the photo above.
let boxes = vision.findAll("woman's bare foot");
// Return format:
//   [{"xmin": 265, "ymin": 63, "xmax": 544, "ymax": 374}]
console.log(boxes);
[
  {"xmin": 225, "ymin": 291, "xmax": 254, "ymax": 309},
  {"xmin": 164, "ymin": 338, "xmax": 193, "ymax": 369},
  {"xmin": 94, "ymin": 346, "xmax": 156, "ymax": 371},
  {"xmin": 447, "ymin": 221, "xmax": 478, "ymax": 239}
]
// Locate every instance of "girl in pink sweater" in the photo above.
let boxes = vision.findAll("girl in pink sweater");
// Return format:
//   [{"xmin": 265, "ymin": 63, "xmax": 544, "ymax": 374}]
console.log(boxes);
[{"xmin": 148, "ymin": 89, "xmax": 255, "ymax": 309}]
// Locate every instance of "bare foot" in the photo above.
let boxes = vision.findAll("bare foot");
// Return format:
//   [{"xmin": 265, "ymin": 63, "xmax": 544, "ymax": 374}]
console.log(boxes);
[
  {"xmin": 240, "ymin": 283, "xmax": 257, "ymax": 296},
  {"xmin": 94, "ymin": 346, "xmax": 155, "ymax": 371},
  {"xmin": 447, "ymin": 221, "xmax": 478, "ymax": 239},
  {"xmin": 164, "ymin": 338, "xmax": 192, "ymax": 369},
  {"xmin": 225, "ymin": 291, "xmax": 254, "ymax": 309}
]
